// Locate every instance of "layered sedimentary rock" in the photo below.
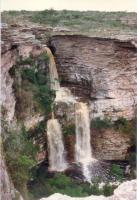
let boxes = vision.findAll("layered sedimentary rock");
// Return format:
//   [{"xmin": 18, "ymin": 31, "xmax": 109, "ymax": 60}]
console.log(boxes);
[
  {"xmin": 1, "ymin": 26, "xmax": 136, "ymax": 170},
  {"xmin": 1, "ymin": 27, "xmax": 48, "ymax": 125},
  {"xmin": 1, "ymin": 27, "xmax": 49, "ymax": 198},
  {"xmin": 91, "ymin": 128, "xmax": 131, "ymax": 160},
  {"xmin": 63, "ymin": 129, "xmax": 131, "ymax": 161},
  {"xmin": 49, "ymin": 35, "xmax": 137, "ymax": 120},
  {"xmin": 2, "ymin": 27, "xmax": 137, "ymax": 121},
  {"xmin": 55, "ymin": 103, "xmax": 132, "ymax": 161}
]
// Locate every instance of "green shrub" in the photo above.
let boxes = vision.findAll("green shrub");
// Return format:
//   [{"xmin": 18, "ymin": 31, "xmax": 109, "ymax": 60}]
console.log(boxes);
[
  {"xmin": 90, "ymin": 116, "xmax": 134, "ymax": 135},
  {"xmin": 29, "ymin": 120, "xmax": 46, "ymax": 138},
  {"xmin": 18, "ymin": 56, "xmax": 34, "ymax": 65},
  {"xmin": 113, "ymin": 117, "xmax": 133, "ymax": 134},
  {"xmin": 2, "ymin": 123, "xmax": 38, "ymax": 197},
  {"xmin": 21, "ymin": 59, "xmax": 55, "ymax": 115},
  {"xmin": 10, "ymin": 54, "xmax": 55, "ymax": 118},
  {"xmin": 109, "ymin": 164, "xmax": 124, "ymax": 181},
  {"xmin": 21, "ymin": 68, "xmax": 37, "ymax": 84},
  {"xmin": 91, "ymin": 117, "xmax": 112, "ymax": 130},
  {"xmin": 62, "ymin": 124, "xmax": 75, "ymax": 136},
  {"xmin": 34, "ymin": 84, "xmax": 55, "ymax": 114},
  {"xmin": 29, "ymin": 171, "xmax": 116, "ymax": 199},
  {"xmin": 103, "ymin": 184, "xmax": 116, "ymax": 196},
  {"xmin": 47, "ymin": 173, "xmax": 72, "ymax": 189}
]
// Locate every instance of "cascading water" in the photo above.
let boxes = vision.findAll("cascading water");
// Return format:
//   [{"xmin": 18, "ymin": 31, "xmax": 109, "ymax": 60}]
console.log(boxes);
[
  {"xmin": 46, "ymin": 47, "xmax": 68, "ymax": 171},
  {"xmin": 45, "ymin": 47, "xmax": 60, "ymax": 91},
  {"xmin": 45, "ymin": 47, "xmax": 75, "ymax": 103},
  {"xmin": 47, "ymin": 119, "xmax": 68, "ymax": 171},
  {"xmin": 45, "ymin": 47, "xmax": 97, "ymax": 177},
  {"xmin": 75, "ymin": 102, "xmax": 96, "ymax": 183}
]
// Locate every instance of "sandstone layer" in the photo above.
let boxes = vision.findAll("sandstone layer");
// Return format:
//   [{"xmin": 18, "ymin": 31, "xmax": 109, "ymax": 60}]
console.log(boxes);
[{"xmin": 50, "ymin": 35, "xmax": 137, "ymax": 120}]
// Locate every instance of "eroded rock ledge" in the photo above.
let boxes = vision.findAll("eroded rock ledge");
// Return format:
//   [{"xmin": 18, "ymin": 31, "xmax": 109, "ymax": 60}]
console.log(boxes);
[{"xmin": 50, "ymin": 35, "xmax": 137, "ymax": 120}]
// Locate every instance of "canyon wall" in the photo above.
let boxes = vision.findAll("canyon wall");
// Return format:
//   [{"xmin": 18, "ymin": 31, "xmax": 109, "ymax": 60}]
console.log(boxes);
[
  {"xmin": 1, "ymin": 27, "xmax": 136, "ymax": 178},
  {"xmin": 49, "ymin": 35, "xmax": 137, "ymax": 120},
  {"xmin": 1, "ymin": 28, "xmax": 49, "ymax": 199}
]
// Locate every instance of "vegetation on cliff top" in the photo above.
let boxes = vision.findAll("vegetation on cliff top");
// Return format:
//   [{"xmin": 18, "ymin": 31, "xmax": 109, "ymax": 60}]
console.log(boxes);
[{"xmin": 2, "ymin": 10, "xmax": 137, "ymax": 36}]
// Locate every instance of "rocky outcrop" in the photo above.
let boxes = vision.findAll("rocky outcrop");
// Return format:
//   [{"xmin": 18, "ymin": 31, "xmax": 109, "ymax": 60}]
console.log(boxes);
[
  {"xmin": 0, "ymin": 139, "xmax": 24, "ymax": 200},
  {"xmin": 0, "ymin": 150, "xmax": 15, "ymax": 200},
  {"xmin": 51, "ymin": 35, "xmax": 137, "ymax": 161},
  {"xmin": 1, "ymin": 45, "xmax": 17, "ymax": 122},
  {"xmin": 50, "ymin": 35, "xmax": 137, "ymax": 120},
  {"xmin": 55, "ymin": 103, "xmax": 132, "ymax": 161},
  {"xmin": 40, "ymin": 179, "xmax": 137, "ymax": 200},
  {"xmin": 63, "ymin": 129, "xmax": 131, "ymax": 162},
  {"xmin": 1, "ymin": 27, "xmax": 48, "ymax": 124},
  {"xmin": 1, "ymin": 21, "xmax": 137, "ymax": 200},
  {"xmin": 1, "ymin": 27, "xmax": 49, "ymax": 199},
  {"xmin": 2, "ymin": 27, "xmax": 137, "ymax": 121},
  {"xmin": 92, "ymin": 129, "xmax": 131, "ymax": 160},
  {"xmin": 1, "ymin": 26, "xmax": 136, "ymax": 179}
]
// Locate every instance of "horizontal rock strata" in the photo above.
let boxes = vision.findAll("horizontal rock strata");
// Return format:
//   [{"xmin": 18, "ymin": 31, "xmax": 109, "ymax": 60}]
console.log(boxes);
[{"xmin": 50, "ymin": 35, "xmax": 137, "ymax": 120}]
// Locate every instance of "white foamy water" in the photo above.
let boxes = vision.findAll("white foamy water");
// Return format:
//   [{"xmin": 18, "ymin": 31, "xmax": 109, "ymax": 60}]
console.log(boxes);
[
  {"xmin": 75, "ymin": 102, "xmax": 96, "ymax": 183},
  {"xmin": 47, "ymin": 119, "xmax": 68, "ymax": 171},
  {"xmin": 45, "ymin": 47, "xmax": 75, "ymax": 103},
  {"xmin": 46, "ymin": 47, "xmax": 74, "ymax": 172},
  {"xmin": 55, "ymin": 87, "xmax": 76, "ymax": 103}
]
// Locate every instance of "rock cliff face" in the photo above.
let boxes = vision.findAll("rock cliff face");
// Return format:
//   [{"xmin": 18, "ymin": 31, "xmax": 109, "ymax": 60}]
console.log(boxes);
[
  {"xmin": 91, "ymin": 128, "xmax": 131, "ymax": 160},
  {"xmin": 0, "ymin": 141, "xmax": 24, "ymax": 200},
  {"xmin": 55, "ymin": 103, "xmax": 132, "ymax": 161},
  {"xmin": 1, "ymin": 26, "xmax": 136, "ymax": 195},
  {"xmin": 1, "ymin": 27, "xmax": 49, "ymax": 199},
  {"xmin": 63, "ymin": 129, "xmax": 131, "ymax": 162},
  {"xmin": 2, "ymin": 27, "xmax": 136, "ymax": 163},
  {"xmin": 49, "ymin": 35, "xmax": 137, "ymax": 120},
  {"xmin": 1, "ymin": 30, "xmax": 48, "ymax": 124}
]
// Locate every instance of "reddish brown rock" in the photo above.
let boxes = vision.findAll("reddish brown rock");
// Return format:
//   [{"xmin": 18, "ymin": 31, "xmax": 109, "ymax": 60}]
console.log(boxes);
[{"xmin": 91, "ymin": 128, "xmax": 131, "ymax": 160}]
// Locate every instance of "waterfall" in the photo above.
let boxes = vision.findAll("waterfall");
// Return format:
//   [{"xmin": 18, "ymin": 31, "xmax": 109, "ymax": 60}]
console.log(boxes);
[
  {"xmin": 75, "ymin": 102, "xmax": 95, "ymax": 183},
  {"xmin": 45, "ymin": 47, "xmax": 75, "ymax": 103},
  {"xmin": 47, "ymin": 119, "xmax": 68, "ymax": 171},
  {"xmin": 45, "ymin": 47, "xmax": 60, "ymax": 91},
  {"xmin": 55, "ymin": 87, "xmax": 76, "ymax": 103},
  {"xmin": 45, "ymin": 47, "xmax": 95, "ymax": 177},
  {"xmin": 45, "ymin": 47, "xmax": 69, "ymax": 171}
]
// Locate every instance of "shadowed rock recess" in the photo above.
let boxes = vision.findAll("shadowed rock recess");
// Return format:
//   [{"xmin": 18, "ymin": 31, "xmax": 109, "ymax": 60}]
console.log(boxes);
[{"xmin": 49, "ymin": 35, "xmax": 137, "ymax": 120}]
